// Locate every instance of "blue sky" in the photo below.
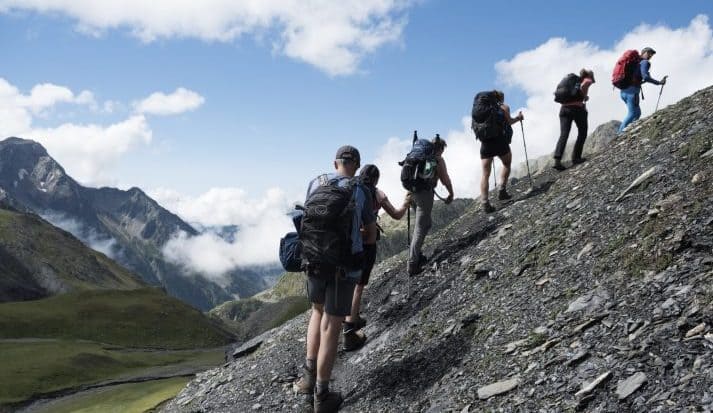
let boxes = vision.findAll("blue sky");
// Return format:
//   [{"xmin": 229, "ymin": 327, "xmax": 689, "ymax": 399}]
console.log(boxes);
[
  {"xmin": 2, "ymin": 1, "xmax": 710, "ymax": 196},
  {"xmin": 1, "ymin": 1, "xmax": 713, "ymax": 269}
]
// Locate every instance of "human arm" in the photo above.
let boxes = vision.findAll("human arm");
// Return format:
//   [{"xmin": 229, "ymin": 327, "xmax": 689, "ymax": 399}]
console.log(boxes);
[
  {"xmin": 436, "ymin": 157, "xmax": 454, "ymax": 204},
  {"xmin": 580, "ymin": 78, "xmax": 593, "ymax": 101},
  {"xmin": 381, "ymin": 192, "xmax": 411, "ymax": 220},
  {"xmin": 640, "ymin": 60, "xmax": 667, "ymax": 85},
  {"xmin": 501, "ymin": 104, "xmax": 524, "ymax": 125}
]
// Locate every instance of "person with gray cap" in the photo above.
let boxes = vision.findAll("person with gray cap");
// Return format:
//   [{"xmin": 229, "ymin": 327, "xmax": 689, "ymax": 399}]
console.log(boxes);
[
  {"xmin": 294, "ymin": 145, "xmax": 377, "ymax": 413},
  {"xmin": 618, "ymin": 47, "xmax": 668, "ymax": 133}
]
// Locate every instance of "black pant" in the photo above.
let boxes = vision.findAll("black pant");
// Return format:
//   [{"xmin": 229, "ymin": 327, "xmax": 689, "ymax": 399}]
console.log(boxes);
[{"xmin": 555, "ymin": 106, "xmax": 588, "ymax": 160}]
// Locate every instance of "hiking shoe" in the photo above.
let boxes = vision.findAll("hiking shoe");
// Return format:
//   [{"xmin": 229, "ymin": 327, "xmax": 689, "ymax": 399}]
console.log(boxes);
[
  {"xmin": 482, "ymin": 201, "xmax": 495, "ymax": 213},
  {"xmin": 572, "ymin": 157, "xmax": 587, "ymax": 165},
  {"xmin": 351, "ymin": 315, "xmax": 367, "ymax": 331},
  {"xmin": 293, "ymin": 365, "xmax": 316, "ymax": 396},
  {"xmin": 552, "ymin": 159, "xmax": 566, "ymax": 171},
  {"xmin": 418, "ymin": 253, "xmax": 429, "ymax": 267},
  {"xmin": 498, "ymin": 188, "xmax": 512, "ymax": 201},
  {"xmin": 343, "ymin": 330, "xmax": 367, "ymax": 352},
  {"xmin": 314, "ymin": 390, "xmax": 343, "ymax": 413}
]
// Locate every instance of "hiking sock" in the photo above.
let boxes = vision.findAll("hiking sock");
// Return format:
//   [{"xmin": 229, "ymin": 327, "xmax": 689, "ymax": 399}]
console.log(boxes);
[
  {"xmin": 305, "ymin": 358, "xmax": 316, "ymax": 372},
  {"xmin": 315, "ymin": 380, "xmax": 330, "ymax": 398}
]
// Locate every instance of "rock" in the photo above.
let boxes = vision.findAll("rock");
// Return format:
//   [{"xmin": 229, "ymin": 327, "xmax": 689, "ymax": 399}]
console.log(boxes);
[
  {"xmin": 616, "ymin": 372, "xmax": 647, "ymax": 400},
  {"xmin": 575, "ymin": 371, "xmax": 612, "ymax": 397},
  {"xmin": 566, "ymin": 288, "xmax": 610, "ymax": 313},
  {"xmin": 691, "ymin": 173, "xmax": 704, "ymax": 184},
  {"xmin": 252, "ymin": 403, "xmax": 262, "ymax": 410},
  {"xmin": 577, "ymin": 243, "xmax": 594, "ymax": 260},
  {"xmin": 702, "ymin": 147, "xmax": 713, "ymax": 158},
  {"xmin": 685, "ymin": 322, "xmax": 707, "ymax": 338},
  {"xmin": 615, "ymin": 166, "xmax": 661, "ymax": 202},
  {"xmin": 478, "ymin": 377, "xmax": 520, "ymax": 399}
]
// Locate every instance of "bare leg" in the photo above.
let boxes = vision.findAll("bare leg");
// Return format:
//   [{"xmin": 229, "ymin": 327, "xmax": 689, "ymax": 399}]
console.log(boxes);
[
  {"xmin": 316, "ymin": 313, "xmax": 345, "ymax": 381},
  {"xmin": 348, "ymin": 284, "xmax": 364, "ymax": 321},
  {"xmin": 498, "ymin": 151, "xmax": 512, "ymax": 190},
  {"xmin": 480, "ymin": 158, "xmax": 493, "ymax": 201},
  {"xmin": 306, "ymin": 303, "xmax": 323, "ymax": 361}
]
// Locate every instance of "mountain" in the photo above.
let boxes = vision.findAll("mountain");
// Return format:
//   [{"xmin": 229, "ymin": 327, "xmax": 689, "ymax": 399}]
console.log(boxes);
[
  {"xmin": 0, "ymin": 138, "xmax": 269, "ymax": 310},
  {"xmin": 163, "ymin": 86, "xmax": 713, "ymax": 412},
  {"xmin": 0, "ymin": 206, "xmax": 143, "ymax": 302}
]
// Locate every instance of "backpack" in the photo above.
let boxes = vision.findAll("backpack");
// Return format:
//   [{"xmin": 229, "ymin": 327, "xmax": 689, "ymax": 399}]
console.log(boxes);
[
  {"xmin": 471, "ymin": 91, "xmax": 506, "ymax": 141},
  {"xmin": 279, "ymin": 232, "xmax": 302, "ymax": 272},
  {"xmin": 399, "ymin": 131, "xmax": 438, "ymax": 192},
  {"xmin": 612, "ymin": 50, "xmax": 642, "ymax": 89},
  {"xmin": 299, "ymin": 175, "xmax": 364, "ymax": 272},
  {"xmin": 278, "ymin": 207, "xmax": 304, "ymax": 272},
  {"xmin": 553, "ymin": 73, "xmax": 582, "ymax": 103}
]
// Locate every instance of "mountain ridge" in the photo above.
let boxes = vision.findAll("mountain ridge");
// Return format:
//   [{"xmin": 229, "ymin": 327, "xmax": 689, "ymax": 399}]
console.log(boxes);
[{"xmin": 0, "ymin": 137, "xmax": 271, "ymax": 310}]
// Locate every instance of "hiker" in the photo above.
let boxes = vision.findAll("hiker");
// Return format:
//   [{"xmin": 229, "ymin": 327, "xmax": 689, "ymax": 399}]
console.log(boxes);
[
  {"xmin": 475, "ymin": 90, "xmax": 523, "ymax": 213},
  {"xmin": 553, "ymin": 69, "xmax": 596, "ymax": 170},
  {"xmin": 343, "ymin": 164, "xmax": 411, "ymax": 346},
  {"xmin": 616, "ymin": 47, "xmax": 667, "ymax": 133},
  {"xmin": 294, "ymin": 146, "xmax": 377, "ymax": 412},
  {"xmin": 407, "ymin": 135, "xmax": 454, "ymax": 276}
]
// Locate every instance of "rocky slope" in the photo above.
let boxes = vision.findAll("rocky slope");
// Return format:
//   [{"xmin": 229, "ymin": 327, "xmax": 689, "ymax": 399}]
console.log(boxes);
[
  {"xmin": 0, "ymin": 138, "xmax": 270, "ymax": 310},
  {"xmin": 165, "ymin": 85, "xmax": 713, "ymax": 412}
]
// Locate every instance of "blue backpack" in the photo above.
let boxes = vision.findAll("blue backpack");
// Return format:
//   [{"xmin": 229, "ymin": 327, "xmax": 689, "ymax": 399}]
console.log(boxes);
[{"xmin": 279, "ymin": 208, "xmax": 304, "ymax": 272}]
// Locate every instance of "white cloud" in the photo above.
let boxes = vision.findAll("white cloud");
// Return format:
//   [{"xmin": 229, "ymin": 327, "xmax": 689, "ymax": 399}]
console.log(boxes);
[
  {"xmin": 152, "ymin": 187, "xmax": 298, "ymax": 274},
  {"xmin": 374, "ymin": 14, "xmax": 713, "ymax": 200},
  {"xmin": 0, "ymin": 0, "xmax": 412, "ymax": 76},
  {"xmin": 134, "ymin": 87, "xmax": 205, "ymax": 116},
  {"xmin": 41, "ymin": 211, "xmax": 119, "ymax": 258},
  {"xmin": 0, "ymin": 77, "xmax": 206, "ymax": 186}
]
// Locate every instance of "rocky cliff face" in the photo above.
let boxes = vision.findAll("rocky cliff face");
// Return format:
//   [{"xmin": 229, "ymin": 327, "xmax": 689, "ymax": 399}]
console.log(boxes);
[
  {"xmin": 164, "ymin": 85, "xmax": 713, "ymax": 412},
  {"xmin": 0, "ymin": 138, "xmax": 268, "ymax": 310}
]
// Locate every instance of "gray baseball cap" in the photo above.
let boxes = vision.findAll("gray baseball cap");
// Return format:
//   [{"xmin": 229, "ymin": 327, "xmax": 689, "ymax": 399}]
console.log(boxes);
[
  {"xmin": 641, "ymin": 47, "xmax": 656, "ymax": 55},
  {"xmin": 335, "ymin": 145, "xmax": 361, "ymax": 163}
]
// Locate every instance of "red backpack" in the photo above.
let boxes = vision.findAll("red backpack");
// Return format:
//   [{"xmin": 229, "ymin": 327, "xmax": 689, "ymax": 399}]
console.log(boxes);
[{"xmin": 612, "ymin": 50, "xmax": 642, "ymax": 89}]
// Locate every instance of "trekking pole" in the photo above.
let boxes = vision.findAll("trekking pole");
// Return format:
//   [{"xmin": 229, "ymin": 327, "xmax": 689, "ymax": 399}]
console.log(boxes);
[
  {"xmin": 492, "ymin": 162, "xmax": 497, "ymax": 188},
  {"xmin": 520, "ymin": 120, "xmax": 534, "ymax": 189},
  {"xmin": 654, "ymin": 82, "xmax": 666, "ymax": 112}
]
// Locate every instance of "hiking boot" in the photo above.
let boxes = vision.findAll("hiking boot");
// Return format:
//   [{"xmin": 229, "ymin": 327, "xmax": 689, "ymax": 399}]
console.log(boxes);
[
  {"xmin": 294, "ymin": 365, "xmax": 316, "ymax": 397},
  {"xmin": 552, "ymin": 159, "xmax": 566, "ymax": 171},
  {"xmin": 343, "ymin": 330, "xmax": 367, "ymax": 352},
  {"xmin": 418, "ymin": 253, "xmax": 429, "ymax": 268},
  {"xmin": 314, "ymin": 390, "xmax": 343, "ymax": 413},
  {"xmin": 498, "ymin": 188, "xmax": 512, "ymax": 201},
  {"xmin": 482, "ymin": 201, "xmax": 495, "ymax": 213},
  {"xmin": 572, "ymin": 157, "xmax": 587, "ymax": 165},
  {"xmin": 351, "ymin": 315, "xmax": 367, "ymax": 331}
]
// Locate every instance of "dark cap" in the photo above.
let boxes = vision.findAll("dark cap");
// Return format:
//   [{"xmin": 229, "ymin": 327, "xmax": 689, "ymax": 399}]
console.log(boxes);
[
  {"xmin": 335, "ymin": 145, "xmax": 360, "ymax": 163},
  {"xmin": 641, "ymin": 47, "xmax": 656, "ymax": 55}
]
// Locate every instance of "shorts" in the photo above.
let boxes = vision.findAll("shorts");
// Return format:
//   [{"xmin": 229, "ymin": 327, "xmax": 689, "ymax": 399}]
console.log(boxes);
[
  {"xmin": 306, "ymin": 265, "xmax": 356, "ymax": 317},
  {"xmin": 480, "ymin": 138, "xmax": 511, "ymax": 159}
]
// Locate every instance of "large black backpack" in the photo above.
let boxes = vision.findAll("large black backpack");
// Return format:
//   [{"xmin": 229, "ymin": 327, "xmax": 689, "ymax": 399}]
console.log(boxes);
[
  {"xmin": 471, "ymin": 92, "xmax": 505, "ymax": 141},
  {"xmin": 300, "ymin": 175, "xmax": 359, "ymax": 271},
  {"xmin": 553, "ymin": 73, "xmax": 582, "ymax": 103},
  {"xmin": 399, "ymin": 131, "xmax": 438, "ymax": 192}
]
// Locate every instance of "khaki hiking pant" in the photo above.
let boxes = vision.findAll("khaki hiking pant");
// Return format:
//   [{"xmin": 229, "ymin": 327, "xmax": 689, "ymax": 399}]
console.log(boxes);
[{"xmin": 408, "ymin": 189, "xmax": 433, "ymax": 273}]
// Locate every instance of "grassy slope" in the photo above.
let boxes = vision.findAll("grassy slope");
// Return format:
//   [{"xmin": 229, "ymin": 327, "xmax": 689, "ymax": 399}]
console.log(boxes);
[
  {"xmin": 209, "ymin": 295, "xmax": 309, "ymax": 341},
  {"xmin": 32, "ymin": 377, "xmax": 191, "ymax": 413},
  {"xmin": 0, "ymin": 208, "xmax": 143, "ymax": 297},
  {"xmin": 0, "ymin": 288, "xmax": 234, "ymax": 349},
  {"xmin": 0, "ymin": 341, "xmax": 220, "ymax": 405}
]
